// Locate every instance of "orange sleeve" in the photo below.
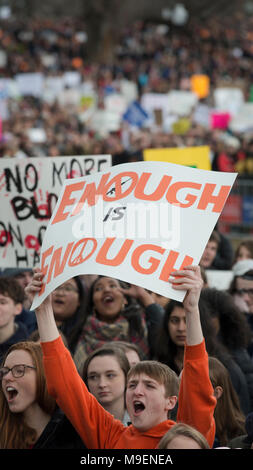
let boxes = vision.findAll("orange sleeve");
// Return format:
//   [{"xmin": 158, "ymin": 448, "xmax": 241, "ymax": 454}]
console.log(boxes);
[
  {"xmin": 177, "ymin": 340, "xmax": 216, "ymax": 448},
  {"xmin": 41, "ymin": 336, "xmax": 125, "ymax": 449}
]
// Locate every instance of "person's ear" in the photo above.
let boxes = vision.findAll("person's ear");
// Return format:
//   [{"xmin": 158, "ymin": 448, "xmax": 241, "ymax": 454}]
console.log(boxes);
[
  {"xmin": 14, "ymin": 302, "xmax": 23, "ymax": 317},
  {"xmin": 166, "ymin": 395, "xmax": 178, "ymax": 411},
  {"xmin": 214, "ymin": 385, "xmax": 223, "ymax": 400},
  {"xmin": 121, "ymin": 297, "xmax": 128, "ymax": 310}
]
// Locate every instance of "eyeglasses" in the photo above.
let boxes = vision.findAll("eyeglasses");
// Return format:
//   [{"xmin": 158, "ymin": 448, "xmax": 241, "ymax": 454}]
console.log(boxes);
[
  {"xmin": 0, "ymin": 364, "xmax": 36, "ymax": 380},
  {"xmin": 52, "ymin": 285, "xmax": 78, "ymax": 294},
  {"xmin": 236, "ymin": 288, "xmax": 253, "ymax": 297}
]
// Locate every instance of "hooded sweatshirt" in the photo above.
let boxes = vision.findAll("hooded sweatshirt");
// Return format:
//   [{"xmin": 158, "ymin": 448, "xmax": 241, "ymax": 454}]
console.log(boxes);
[{"xmin": 41, "ymin": 336, "xmax": 216, "ymax": 449}]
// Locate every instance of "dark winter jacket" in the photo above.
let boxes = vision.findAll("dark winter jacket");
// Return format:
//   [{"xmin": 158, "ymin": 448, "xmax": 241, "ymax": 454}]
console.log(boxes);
[
  {"xmin": 146, "ymin": 303, "xmax": 164, "ymax": 358},
  {"xmin": 17, "ymin": 308, "xmax": 37, "ymax": 336},
  {"xmin": 232, "ymin": 347, "xmax": 253, "ymax": 412},
  {"xmin": 225, "ymin": 356, "xmax": 251, "ymax": 416},
  {"xmin": 0, "ymin": 321, "xmax": 29, "ymax": 363},
  {"xmin": 33, "ymin": 408, "xmax": 86, "ymax": 449}
]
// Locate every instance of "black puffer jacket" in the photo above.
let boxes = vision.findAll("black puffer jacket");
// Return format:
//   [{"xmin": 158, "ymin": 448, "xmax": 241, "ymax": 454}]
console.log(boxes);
[{"xmin": 33, "ymin": 408, "xmax": 86, "ymax": 449}]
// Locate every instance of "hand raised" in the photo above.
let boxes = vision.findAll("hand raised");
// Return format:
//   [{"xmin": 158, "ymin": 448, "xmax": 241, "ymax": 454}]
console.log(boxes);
[
  {"xmin": 25, "ymin": 268, "xmax": 52, "ymax": 311},
  {"xmin": 169, "ymin": 265, "xmax": 203, "ymax": 312}
]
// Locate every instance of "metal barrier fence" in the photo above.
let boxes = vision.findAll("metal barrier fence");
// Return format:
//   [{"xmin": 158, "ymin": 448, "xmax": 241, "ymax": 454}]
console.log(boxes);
[{"xmin": 219, "ymin": 177, "xmax": 253, "ymax": 238}]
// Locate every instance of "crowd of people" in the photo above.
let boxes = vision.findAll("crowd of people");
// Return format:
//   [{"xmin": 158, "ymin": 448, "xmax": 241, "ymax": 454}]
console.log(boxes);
[
  {"xmin": 0, "ymin": 231, "xmax": 253, "ymax": 449},
  {"xmin": 0, "ymin": 14, "xmax": 252, "ymax": 174},
  {"xmin": 1, "ymin": 7, "xmax": 253, "ymax": 451}
]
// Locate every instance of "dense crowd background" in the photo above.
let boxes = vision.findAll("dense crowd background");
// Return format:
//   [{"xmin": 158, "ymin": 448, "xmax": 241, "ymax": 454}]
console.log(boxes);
[
  {"xmin": 0, "ymin": 12, "xmax": 252, "ymax": 176},
  {"xmin": 1, "ymin": 5, "xmax": 253, "ymax": 451}
]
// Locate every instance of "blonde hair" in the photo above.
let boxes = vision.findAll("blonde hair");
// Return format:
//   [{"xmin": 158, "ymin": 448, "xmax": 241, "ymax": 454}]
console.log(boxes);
[{"xmin": 158, "ymin": 423, "xmax": 210, "ymax": 449}]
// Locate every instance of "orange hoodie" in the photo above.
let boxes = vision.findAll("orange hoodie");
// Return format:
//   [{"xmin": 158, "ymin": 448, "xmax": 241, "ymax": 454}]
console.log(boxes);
[{"xmin": 41, "ymin": 337, "xmax": 216, "ymax": 449}]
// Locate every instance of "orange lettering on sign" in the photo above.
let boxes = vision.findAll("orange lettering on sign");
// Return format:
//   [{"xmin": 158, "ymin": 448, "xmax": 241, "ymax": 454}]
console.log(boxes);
[
  {"xmin": 46, "ymin": 242, "xmax": 74, "ymax": 283},
  {"xmin": 134, "ymin": 173, "xmax": 172, "ymax": 201},
  {"xmin": 96, "ymin": 237, "xmax": 134, "ymax": 266},
  {"xmin": 68, "ymin": 238, "xmax": 97, "ymax": 266},
  {"xmin": 71, "ymin": 173, "xmax": 111, "ymax": 216},
  {"xmin": 51, "ymin": 182, "xmax": 85, "ymax": 224},
  {"xmin": 159, "ymin": 251, "xmax": 194, "ymax": 282},
  {"xmin": 131, "ymin": 244, "xmax": 165, "ymax": 274},
  {"xmin": 197, "ymin": 184, "xmax": 231, "ymax": 213},
  {"xmin": 166, "ymin": 182, "xmax": 202, "ymax": 207},
  {"xmin": 39, "ymin": 245, "xmax": 54, "ymax": 295},
  {"xmin": 103, "ymin": 172, "xmax": 138, "ymax": 202}
]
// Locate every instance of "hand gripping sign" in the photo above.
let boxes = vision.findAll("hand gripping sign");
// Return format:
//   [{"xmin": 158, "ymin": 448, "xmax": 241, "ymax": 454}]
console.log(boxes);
[{"xmin": 31, "ymin": 161, "xmax": 237, "ymax": 309}]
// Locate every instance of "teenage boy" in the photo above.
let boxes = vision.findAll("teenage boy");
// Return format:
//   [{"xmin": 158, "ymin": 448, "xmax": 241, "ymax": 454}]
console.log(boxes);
[
  {"xmin": 199, "ymin": 231, "xmax": 220, "ymax": 270},
  {"xmin": 26, "ymin": 266, "xmax": 216, "ymax": 449},
  {"xmin": 1, "ymin": 268, "xmax": 37, "ymax": 334},
  {"xmin": 0, "ymin": 277, "xmax": 29, "ymax": 362}
]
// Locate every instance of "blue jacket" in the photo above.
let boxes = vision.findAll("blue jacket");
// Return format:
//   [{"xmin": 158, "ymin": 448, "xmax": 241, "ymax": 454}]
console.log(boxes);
[{"xmin": 0, "ymin": 321, "xmax": 29, "ymax": 363}]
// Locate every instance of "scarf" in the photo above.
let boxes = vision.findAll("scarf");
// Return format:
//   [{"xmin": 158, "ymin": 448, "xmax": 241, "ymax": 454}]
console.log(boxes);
[{"xmin": 73, "ymin": 313, "xmax": 149, "ymax": 374}]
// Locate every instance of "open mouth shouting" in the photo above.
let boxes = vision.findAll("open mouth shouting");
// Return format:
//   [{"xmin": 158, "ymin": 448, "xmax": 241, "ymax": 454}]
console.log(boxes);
[
  {"xmin": 133, "ymin": 400, "xmax": 146, "ymax": 416},
  {"xmin": 5, "ymin": 385, "xmax": 18, "ymax": 403},
  {"xmin": 103, "ymin": 295, "xmax": 114, "ymax": 304}
]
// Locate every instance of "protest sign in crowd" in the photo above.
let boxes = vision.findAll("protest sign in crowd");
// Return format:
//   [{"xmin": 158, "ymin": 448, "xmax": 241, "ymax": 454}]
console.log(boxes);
[{"xmin": 1, "ymin": 8, "xmax": 253, "ymax": 454}]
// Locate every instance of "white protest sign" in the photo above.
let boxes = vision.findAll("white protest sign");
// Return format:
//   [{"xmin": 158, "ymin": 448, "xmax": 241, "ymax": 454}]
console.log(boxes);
[
  {"xmin": 213, "ymin": 87, "xmax": 244, "ymax": 117},
  {"xmin": 0, "ymin": 78, "xmax": 9, "ymax": 99},
  {"xmin": 141, "ymin": 93, "xmax": 169, "ymax": 115},
  {"xmin": 31, "ymin": 161, "xmax": 237, "ymax": 309},
  {"xmin": 27, "ymin": 128, "xmax": 47, "ymax": 143},
  {"xmin": 4, "ymin": 78, "xmax": 20, "ymax": 99},
  {"xmin": 89, "ymin": 109, "xmax": 122, "ymax": 134},
  {"xmin": 119, "ymin": 79, "xmax": 138, "ymax": 104},
  {"xmin": 40, "ymin": 53, "xmax": 57, "ymax": 68},
  {"xmin": 206, "ymin": 270, "xmax": 234, "ymax": 291},
  {"xmin": 193, "ymin": 103, "xmax": 210, "ymax": 128},
  {"xmin": 229, "ymin": 103, "xmax": 253, "ymax": 133},
  {"xmin": 63, "ymin": 71, "xmax": 81, "ymax": 88},
  {"xmin": 57, "ymin": 88, "xmax": 81, "ymax": 106},
  {"xmin": 43, "ymin": 76, "xmax": 65, "ymax": 103},
  {"xmin": 0, "ymin": 155, "xmax": 112, "ymax": 268},
  {"xmin": 104, "ymin": 93, "xmax": 128, "ymax": 115},
  {"xmin": 15, "ymin": 73, "xmax": 44, "ymax": 98},
  {"xmin": 167, "ymin": 90, "xmax": 198, "ymax": 116},
  {"xmin": 141, "ymin": 93, "xmax": 169, "ymax": 126}
]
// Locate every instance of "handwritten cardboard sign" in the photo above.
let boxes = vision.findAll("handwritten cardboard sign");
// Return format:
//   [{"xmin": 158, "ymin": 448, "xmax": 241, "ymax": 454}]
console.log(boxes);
[
  {"xmin": 0, "ymin": 155, "xmax": 112, "ymax": 268},
  {"xmin": 31, "ymin": 161, "xmax": 237, "ymax": 309}
]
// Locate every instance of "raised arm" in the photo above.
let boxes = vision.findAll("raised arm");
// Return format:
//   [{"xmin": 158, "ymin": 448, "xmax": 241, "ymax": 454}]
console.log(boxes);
[
  {"xmin": 25, "ymin": 270, "xmax": 124, "ymax": 449},
  {"xmin": 25, "ymin": 268, "xmax": 60, "ymax": 342},
  {"xmin": 169, "ymin": 265, "xmax": 203, "ymax": 345},
  {"xmin": 169, "ymin": 265, "xmax": 216, "ymax": 447}
]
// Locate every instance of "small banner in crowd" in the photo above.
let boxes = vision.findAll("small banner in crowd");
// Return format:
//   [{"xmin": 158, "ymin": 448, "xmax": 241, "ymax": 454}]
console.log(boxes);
[
  {"xmin": 143, "ymin": 146, "xmax": 211, "ymax": 170},
  {"xmin": 31, "ymin": 160, "xmax": 237, "ymax": 309},
  {"xmin": 190, "ymin": 74, "xmax": 210, "ymax": 99},
  {"xmin": 0, "ymin": 155, "xmax": 112, "ymax": 268},
  {"xmin": 123, "ymin": 101, "xmax": 149, "ymax": 127}
]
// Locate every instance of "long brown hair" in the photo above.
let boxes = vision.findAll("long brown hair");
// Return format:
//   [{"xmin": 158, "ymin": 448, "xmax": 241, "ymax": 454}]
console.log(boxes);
[
  {"xmin": 0, "ymin": 341, "xmax": 56, "ymax": 449},
  {"xmin": 208, "ymin": 356, "xmax": 245, "ymax": 446}
]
